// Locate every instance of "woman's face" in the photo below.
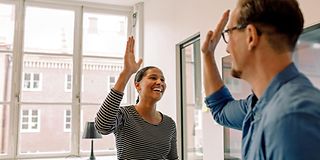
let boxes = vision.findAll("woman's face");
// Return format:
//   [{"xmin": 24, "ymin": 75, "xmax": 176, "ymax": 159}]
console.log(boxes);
[{"xmin": 135, "ymin": 68, "xmax": 166, "ymax": 102}]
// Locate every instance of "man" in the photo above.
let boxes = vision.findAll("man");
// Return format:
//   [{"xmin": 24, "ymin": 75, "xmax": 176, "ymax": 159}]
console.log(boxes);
[{"xmin": 201, "ymin": 0, "xmax": 320, "ymax": 159}]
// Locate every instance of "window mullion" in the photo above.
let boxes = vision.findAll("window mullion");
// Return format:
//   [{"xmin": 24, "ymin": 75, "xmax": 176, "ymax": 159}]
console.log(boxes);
[
  {"xmin": 9, "ymin": 0, "xmax": 25, "ymax": 159},
  {"xmin": 71, "ymin": 5, "xmax": 83, "ymax": 156}
]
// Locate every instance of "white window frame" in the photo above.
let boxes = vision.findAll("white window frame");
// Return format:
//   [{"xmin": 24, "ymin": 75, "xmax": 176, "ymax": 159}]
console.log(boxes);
[
  {"xmin": 22, "ymin": 72, "xmax": 42, "ymax": 91},
  {"xmin": 5, "ymin": 0, "xmax": 140, "ymax": 159},
  {"xmin": 20, "ymin": 109, "xmax": 40, "ymax": 133}
]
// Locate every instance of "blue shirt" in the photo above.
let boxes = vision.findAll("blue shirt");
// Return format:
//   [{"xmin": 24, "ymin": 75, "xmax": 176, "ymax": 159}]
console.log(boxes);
[{"xmin": 205, "ymin": 63, "xmax": 320, "ymax": 160}]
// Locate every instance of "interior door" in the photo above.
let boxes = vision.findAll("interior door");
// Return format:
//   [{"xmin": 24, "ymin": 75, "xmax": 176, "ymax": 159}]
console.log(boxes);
[{"xmin": 176, "ymin": 34, "xmax": 203, "ymax": 160}]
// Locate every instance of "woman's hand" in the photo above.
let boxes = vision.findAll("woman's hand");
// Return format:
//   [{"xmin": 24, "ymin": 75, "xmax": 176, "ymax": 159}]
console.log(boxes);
[
  {"xmin": 113, "ymin": 36, "xmax": 143, "ymax": 92},
  {"xmin": 123, "ymin": 36, "xmax": 143, "ymax": 75}
]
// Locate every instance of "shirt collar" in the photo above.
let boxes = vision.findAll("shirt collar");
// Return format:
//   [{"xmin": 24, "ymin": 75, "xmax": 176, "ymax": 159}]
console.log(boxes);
[{"xmin": 253, "ymin": 63, "xmax": 300, "ymax": 111}]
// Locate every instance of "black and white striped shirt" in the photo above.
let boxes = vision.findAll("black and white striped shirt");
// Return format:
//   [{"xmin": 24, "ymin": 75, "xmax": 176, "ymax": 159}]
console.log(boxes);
[{"xmin": 95, "ymin": 89, "xmax": 178, "ymax": 159}]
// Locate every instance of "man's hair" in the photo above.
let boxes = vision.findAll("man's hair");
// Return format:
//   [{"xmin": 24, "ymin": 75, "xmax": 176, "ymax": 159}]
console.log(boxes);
[{"xmin": 237, "ymin": 0, "xmax": 304, "ymax": 51}]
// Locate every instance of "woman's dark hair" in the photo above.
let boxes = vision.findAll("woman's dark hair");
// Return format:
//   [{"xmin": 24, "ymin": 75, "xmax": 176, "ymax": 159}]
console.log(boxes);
[
  {"xmin": 238, "ymin": 0, "xmax": 304, "ymax": 51},
  {"xmin": 134, "ymin": 66, "xmax": 157, "ymax": 103},
  {"xmin": 134, "ymin": 66, "xmax": 157, "ymax": 83}
]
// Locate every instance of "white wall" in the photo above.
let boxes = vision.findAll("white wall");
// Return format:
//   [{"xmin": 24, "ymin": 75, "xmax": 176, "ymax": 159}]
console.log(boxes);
[{"xmin": 143, "ymin": 0, "xmax": 320, "ymax": 159}]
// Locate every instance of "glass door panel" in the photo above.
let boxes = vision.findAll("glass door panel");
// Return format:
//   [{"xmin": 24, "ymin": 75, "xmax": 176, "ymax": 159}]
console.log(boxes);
[{"xmin": 179, "ymin": 35, "xmax": 203, "ymax": 160}]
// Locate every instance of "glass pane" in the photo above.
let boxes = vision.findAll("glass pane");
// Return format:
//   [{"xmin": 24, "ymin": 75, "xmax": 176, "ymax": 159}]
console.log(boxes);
[
  {"xmin": 81, "ymin": 57, "xmax": 129, "ymax": 105},
  {"xmin": 0, "ymin": 3, "xmax": 15, "ymax": 52},
  {"xmin": 0, "ymin": 52, "xmax": 12, "ymax": 102},
  {"xmin": 24, "ymin": 6, "xmax": 74, "ymax": 54},
  {"xmin": 83, "ymin": 12, "xmax": 127, "ymax": 57},
  {"xmin": 19, "ymin": 104, "xmax": 71, "ymax": 154},
  {"xmin": 80, "ymin": 105, "xmax": 116, "ymax": 154},
  {"xmin": 222, "ymin": 55, "xmax": 251, "ymax": 160},
  {"xmin": 21, "ymin": 54, "xmax": 73, "ymax": 103},
  {"xmin": 183, "ymin": 44, "xmax": 203, "ymax": 160},
  {"xmin": 0, "ymin": 104, "xmax": 10, "ymax": 155},
  {"xmin": 294, "ymin": 28, "xmax": 320, "ymax": 89},
  {"xmin": 0, "ymin": 52, "xmax": 12, "ymax": 155}
]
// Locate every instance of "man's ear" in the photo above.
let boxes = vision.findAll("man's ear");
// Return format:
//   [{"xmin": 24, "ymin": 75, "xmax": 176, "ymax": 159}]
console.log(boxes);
[{"xmin": 246, "ymin": 24, "xmax": 259, "ymax": 51}]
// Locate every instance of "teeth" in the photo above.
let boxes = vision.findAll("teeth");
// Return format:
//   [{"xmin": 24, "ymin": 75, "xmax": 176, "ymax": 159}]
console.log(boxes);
[{"xmin": 154, "ymin": 88, "xmax": 162, "ymax": 92}]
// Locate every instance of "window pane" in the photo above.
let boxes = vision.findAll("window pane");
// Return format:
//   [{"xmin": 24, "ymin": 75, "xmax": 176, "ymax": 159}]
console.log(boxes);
[
  {"xmin": 0, "ymin": 104, "xmax": 10, "ymax": 155},
  {"xmin": 82, "ymin": 57, "xmax": 129, "ymax": 104},
  {"xmin": 24, "ymin": 6, "xmax": 74, "ymax": 54},
  {"xmin": 80, "ymin": 105, "xmax": 116, "ymax": 154},
  {"xmin": 183, "ymin": 45, "xmax": 203, "ymax": 159},
  {"xmin": 21, "ymin": 54, "xmax": 72, "ymax": 103},
  {"xmin": 0, "ymin": 53, "xmax": 12, "ymax": 102},
  {"xmin": 83, "ymin": 12, "xmax": 127, "ymax": 57},
  {"xmin": 0, "ymin": 3, "xmax": 15, "ymax": 52},
  {"xmin": 25, "ymin": 73, "xmax": 31, "ymax": 80},
  {"xmin": 222, "ymin": 55, "xmax": 251, "ymax": 159},
  {"xmin": 19, "ymin": 105, "xmax": 71, "ymax": 154},
  {"xmin": 22, "ymin": 117, "xmax": 28, "ymax": 122}
]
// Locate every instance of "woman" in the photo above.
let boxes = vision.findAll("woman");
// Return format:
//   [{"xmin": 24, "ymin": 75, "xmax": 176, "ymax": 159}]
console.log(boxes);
[{"xmin": 95, "ymin": 36, "xmax": 178, "ymax": 159}]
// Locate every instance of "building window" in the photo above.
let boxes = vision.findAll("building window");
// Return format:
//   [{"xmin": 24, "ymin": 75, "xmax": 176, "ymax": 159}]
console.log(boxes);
[
  {"xmin": 109, "ymin": 75, "xmax": 116, "ymax": 90},
  {"xmin": 64, "ymin": 74, "xmax": 84, "ymax": 92},
  {"xmin": 65, "ymin": 74, "xmax": 72, "ymax": 92},
  {"xmin": 23, "ymin": 73, "xmax": 42, "ymax": 91},
  {"xmin": 64, "ymin": 110, "xmax": 71, "ymax": 132},
  {"xmin": 108, "ymin": 75, "xmax": 128, "ymax": 104},
  {"xmin": 20, "ymin": 109, "xmax": 40, "ymax": 133}
]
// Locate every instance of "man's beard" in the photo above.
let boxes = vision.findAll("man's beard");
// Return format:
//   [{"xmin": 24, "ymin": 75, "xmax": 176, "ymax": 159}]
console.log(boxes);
[{"xmin": 231, "ymin": 68, "xmax": 242, "ymax": 79}]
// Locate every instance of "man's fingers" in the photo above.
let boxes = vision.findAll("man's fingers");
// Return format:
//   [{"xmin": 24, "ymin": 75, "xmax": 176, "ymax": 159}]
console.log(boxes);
[
  {"xmin": 125, "ymin": 37, "xmax": 130, "ymax": 53},
  {"xmin": 130, "ymin": 37, "xmax": 135, "ymax": 53},
  {"xmin": 202, "ymin": 31, "xmax": 213, "ymax": 52},
  {"xmin": 205, "ymin": 31, "xmax": 213, "ymax": 43},
  {"xmin": 214, "ymin": 10, "xmax": 230, "ymax": 36}
]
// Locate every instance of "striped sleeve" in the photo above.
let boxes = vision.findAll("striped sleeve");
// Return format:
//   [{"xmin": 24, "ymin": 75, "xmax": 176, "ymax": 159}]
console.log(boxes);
[
  {"xmin": 168, "ymin": 122, "xmax": 178, "ymax": 159},
  {"xmin": 95, "ymin": 88, "xmax": 124, "ymax": 135}
]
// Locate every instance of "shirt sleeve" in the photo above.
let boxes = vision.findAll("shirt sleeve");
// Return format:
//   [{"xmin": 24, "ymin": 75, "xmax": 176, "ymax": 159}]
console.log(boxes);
[
  {"xmin": 264, "ymin": 112, "xmax": 320, "ymax": 160},
  {"xmin": 167, "ymin": 122, "xmax": 179, "ymax": 160},
  {"xmin": 95, "ymin": 88, "xmax": 125, "ymax": 135},
  {"xmin": 204, "ymin": 85, "xmax": 250, "ymax": 130}
]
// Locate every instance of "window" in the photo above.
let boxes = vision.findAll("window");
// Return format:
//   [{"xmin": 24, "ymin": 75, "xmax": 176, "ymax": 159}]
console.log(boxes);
[
  {"xmin": 0, "ymin": 2, "xmax": 15, "ymax": 155},
  {"xmin": 20, "ymin": 109, "xmax": 40, "ymax": 132},
  {"xmin": 64, "ymin": 74, "xmax": 85, "ymax": 92},
  {"xmin": 65, "ymin": 74, "xmax": 72, "ymax": 92},
  {"xmin": 108, "ymin": 75, "xmax": 116, "ymax": 90},
  {"xmin": 222, "ymin": 55, "xmax": 251, "ymax": 159},
  {"xmin": 19, "ymin": 6, "xmax": 75, "ymax": 154},
  {"xmin": 3, "ymin": 0, "xmax": 135, "ymax": 159},
  {"xmin": 108, "ymin": 75, "xmax": 128, "ymax": 104},
  {"xmin": 80, "ymin": 10, "xmax": 129, "ymax": 154},
  {"xmin": 177, "ymin": 35, "xmax": 203, "ymax": 159},
  {"xmin": 64, "ymin": 110, "xmax": 71, "ymax": 132},
  {"xmin": 23, "ymin": 73, "xmax": 42, "ymax": 91}
]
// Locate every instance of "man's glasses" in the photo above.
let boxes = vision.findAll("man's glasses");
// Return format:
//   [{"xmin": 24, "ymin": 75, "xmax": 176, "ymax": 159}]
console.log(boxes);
[{"xmin": 221, "ymin": 24, "xmax": 247, "ymax": 44}]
